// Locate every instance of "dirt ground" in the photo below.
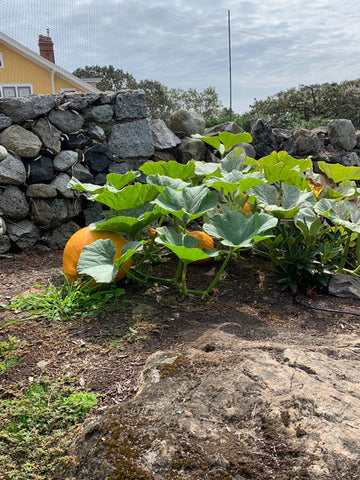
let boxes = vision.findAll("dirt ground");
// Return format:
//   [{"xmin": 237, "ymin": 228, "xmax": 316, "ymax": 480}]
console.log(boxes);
[{"xmin": 1, "ymin": 250, "xmax": 360, "ymax": 412}]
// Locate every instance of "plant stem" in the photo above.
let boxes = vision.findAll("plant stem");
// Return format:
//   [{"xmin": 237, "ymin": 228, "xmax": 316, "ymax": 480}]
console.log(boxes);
[
  {"xmin": 356, "ymin": 234, "xmax": 360, "ymax": 267},
  {"xmin": 338, "ymin": 231, "xmax": 351, "ymax": 272},
  {"xmin": 180, "ymin": 263, "xmax": 188, "ymax": 296},
  {"xmin": 203, "ymin": 248, "xmax": 234, "ymax": 298}
]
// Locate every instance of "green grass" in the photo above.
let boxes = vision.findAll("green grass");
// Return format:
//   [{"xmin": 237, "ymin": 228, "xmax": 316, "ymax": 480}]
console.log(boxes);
[
  {"xmin": 1, "ymin": 278, "xmax": 128, "ymax": 325},
  {"xmin": 0, "ymin": 378, "xmax": 97, "ymax": 480}
]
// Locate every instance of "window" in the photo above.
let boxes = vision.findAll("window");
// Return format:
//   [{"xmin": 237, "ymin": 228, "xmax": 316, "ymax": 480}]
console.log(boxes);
[
  {"xmin": 0, "ymin": 84, "xmax": 33, "ymax": 97},
  {"xmin": 0, "ymin": 52, "xmax": 3, "ymax": 68}
]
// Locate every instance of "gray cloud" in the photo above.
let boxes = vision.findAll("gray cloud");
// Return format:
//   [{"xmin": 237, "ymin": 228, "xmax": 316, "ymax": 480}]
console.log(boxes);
[{"xmin": 2, "ymin": 0, "xmax": 360, "ymax": 113}]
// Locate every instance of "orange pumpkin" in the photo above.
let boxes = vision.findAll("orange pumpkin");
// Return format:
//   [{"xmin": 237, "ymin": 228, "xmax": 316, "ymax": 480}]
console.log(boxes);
[
  {"xmin": 242, "ymin": 202, "xmax": 252, "ymax": 213},
  {"xmin": 187, "ymin": 230, "xmax": 215, "ymax": 265},
  {"xmin": 63, "ymin": 226, "xmax": 131, "ymax": 283}
]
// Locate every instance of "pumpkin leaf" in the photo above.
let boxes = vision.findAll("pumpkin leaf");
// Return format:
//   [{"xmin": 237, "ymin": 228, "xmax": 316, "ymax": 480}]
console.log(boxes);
[
  {"xmin": 146, "ymin": 174, "xmax": 190, "ymax": 191},
  {"xmin": 205, "ymin": 171, "xmax": 264, "ymax": 196},
  {"xmin": 218, "ymin": 132, "xmax": 252, "ymax": 151},
  {"xmin": 318, "ymin": 161, "xmax": 360, "ymax": 182},
  {"xmin": 93, "ymin": 183, "xmax": 159, "ymax": 210},
  {"xmin": 68, "ymin": 171, "xmax": 138, "ymax": 194},
  {"xmin": 155, "ymin": 227, "xmax": 217, "ymax": 265},
  {"xmin": 77, "ymin": 239, "xmax": 118, "ymax": 283},
  {"xmin": 139, "ymin": 160, "xmax": 195, "ymax": 180},
  {"xmin": 203, "ymin": 211, "xmax": 277, "ymax": 248},
  {"xmin": 191, "ymin": 134, "xmax": 221, "ymax": 151},
  {"xmin": 152, "ymin": 185, "xmax": 218, "ymax": 221},
  {"xmin": 220, "ymin": 147, "xmax": 249, "ymax": 173},
  {"xmin": 194, "ymin": 161, "xmax": 220, "ymax": 176},
  {"xmin": 314, "ymin": 198, "xmax": 360, "ymax": 233}
]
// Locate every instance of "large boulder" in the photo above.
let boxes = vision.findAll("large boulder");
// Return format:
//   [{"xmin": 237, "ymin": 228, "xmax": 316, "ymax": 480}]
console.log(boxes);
[
  {"xmin": 107, "ymin": 120, "xmax": 154, "ymax": 159},
  {"xmin": 251, "ymin": 119, "xmax": 277, "ymax": 158},
  {"xmin": 85, "ymin": 105, "xmax": 114, "ymax": 123},
  {"xmin": 292, "ymin": 127, "xmax": 321, "ymax": 156},
  {"xmin": 0, "ymin": 153, "xmax": 26, "ymax": 185},
  {"xmin": 0, "ymin": 125, "xmax": 42, "ymax": 158},
  {"xmin": 6, "ymin": 219, "xmax": 40, "ymax": 250},
  {"xmin": 48, "ymin": 109, "xmax": 84, "ymax": 134},
  {"xmin": 150, "ymin": 119, "xmax": 181, "ymax": 150},
  {"xmin": 70, "ymin": 329, "xmax": 360, "ymax": 480},
  {"xmin": 0, "ymin": 185, "xmax": 29, "ymax": 220},
  {"xmin": 114, "ymin": 90, "xmax": 147, "ymax": 120},
  {"xmin": 168, "ymin": 109, "xmax": 205, "ymax": 136},
  {"xmin": 32, "ymin": 117, "xmax": 62, "ymax": 155},
  {"xmin": 0, "ymin": 95, "xmax": 55, "ymax": 123},
  {"xmin": 328, "ymin": 119, "xmax": 357, "ymax": 151},
  {"xmin": 204, "ymin": 121, "xmax": 243, "ymax": 136},
  {"xmin": 26, "ymin": 156, "xmax": 55, "ymax": 184},
  {"xmin": 31, "ymin": 198, "xmax": 81, "ymax": 229},
  {"xmin": 178, "ymin": 137, "xmax": 206, "ymax": 162}
]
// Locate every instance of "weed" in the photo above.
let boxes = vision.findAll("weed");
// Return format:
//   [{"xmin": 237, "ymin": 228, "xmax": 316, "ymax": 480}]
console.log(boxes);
[
  {"xmin": 2, "ymin": 279, "xmax": 126, "ymax": 324},
  {"xmin": 0, "ymin": 378, "xmax": 97, "ymax": 479},
  {"xmin": 0, "ymin": 336, "xmax": 19, "ymax": 373}
]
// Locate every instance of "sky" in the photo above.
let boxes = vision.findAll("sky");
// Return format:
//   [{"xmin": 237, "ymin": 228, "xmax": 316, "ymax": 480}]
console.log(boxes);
[{"xmin": 1, "ymin": 0, "xmax": 360, "ymax": 113}]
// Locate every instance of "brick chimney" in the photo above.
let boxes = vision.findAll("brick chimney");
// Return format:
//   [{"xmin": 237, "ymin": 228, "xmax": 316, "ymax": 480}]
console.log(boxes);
[{"xmin": 38, "ymin": 32, "xmax": 55, "ymax": 63}]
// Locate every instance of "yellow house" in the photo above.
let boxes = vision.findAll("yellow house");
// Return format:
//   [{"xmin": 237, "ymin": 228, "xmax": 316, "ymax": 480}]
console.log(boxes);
[{"xmin": 0, "ymin": 31, "xmax": 99, "ymax": 97}]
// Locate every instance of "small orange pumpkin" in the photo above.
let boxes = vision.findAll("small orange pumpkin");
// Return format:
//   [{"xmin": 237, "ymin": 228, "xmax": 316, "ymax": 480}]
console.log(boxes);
[
  {"xmin": 187, "ymin": 230, "xmax": 215, "ymax": 265},
  {"xmin": 242, "ymin": 202, "xmax": 252, "ymax": 213},
  {"xmin": 63, "ymin": 226, "xmax": 131, "ymax": 283}
]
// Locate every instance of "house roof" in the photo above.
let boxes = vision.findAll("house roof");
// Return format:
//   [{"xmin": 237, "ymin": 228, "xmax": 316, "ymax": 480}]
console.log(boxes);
[{"xmin": 0, "ymin": 31, "xmax": 100, "ymax": 93}]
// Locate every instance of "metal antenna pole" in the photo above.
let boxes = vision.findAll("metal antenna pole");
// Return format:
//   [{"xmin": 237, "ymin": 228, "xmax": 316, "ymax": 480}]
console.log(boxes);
[{"xmin": 228, "ymin": 9, "xmax": 232, "ymax": 121}]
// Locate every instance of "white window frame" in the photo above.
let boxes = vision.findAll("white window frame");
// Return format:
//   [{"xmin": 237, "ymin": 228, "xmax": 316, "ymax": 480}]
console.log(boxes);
[
  {"xmin": 60, "ymin": 88, "xmax": 76, "ymax": 93},
  {"xmin": 0, "ymin": 83, "xmax": 33, "ymax": 98},
  {"xmin": 0, "ymin": 52, "xmax": 3, "ymax": 68}
]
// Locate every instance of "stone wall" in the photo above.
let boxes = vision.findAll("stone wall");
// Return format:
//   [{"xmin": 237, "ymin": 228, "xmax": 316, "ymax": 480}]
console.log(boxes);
[{"xmin": 0, "ymin": 91, "xmax": 181, "ymax": 253}]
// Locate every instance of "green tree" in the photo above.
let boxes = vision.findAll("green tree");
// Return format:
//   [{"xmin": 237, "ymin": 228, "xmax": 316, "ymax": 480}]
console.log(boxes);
[{"xmin": 73, "ymin": 65, "xmax": 137, "ymax": 91}]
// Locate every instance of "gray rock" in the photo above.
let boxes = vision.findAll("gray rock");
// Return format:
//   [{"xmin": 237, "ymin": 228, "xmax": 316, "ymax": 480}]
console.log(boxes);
[
  {"xmin": 85, "ymin": 125, "xmax": 106, "ymax": 142},
  {"xmin": 97, "ymin": 92, "xmax": 116, "ymax": 105},
  {"xmin": 51, "ymin": 173, "xmax": 74, "ymax": 199},
  {"xmin": 340, "ymin": 151, "xmax": 360, "ymax": 167},
  {"xmin": 70, "ymin": 330, "xmax": 360, "ymax": 480},
  {"xmin": 84, "ymin": 144, "xmax": 113, "ymax": 173},
  {"xmin": 108, "ymin": 161, "xmax": 132, "ymax": 175},
  {"xmin": 26, "ymin": 184, "xmax": 58, "ymax": 198},
  {"xmin": 70, "ymin": 163, "xmax": 94, "ymax": 183},
  {"xmin": 48, "ymin": 109, "xmax": 84, "ymax": 134},
  {"xmin": 32, "ymin": 117, "xmax": 62, "ymax": 155},
  {"xmin": 168, "ymin": 109, "xmax": 205, "ymax": 136},
  {"xmin": 328, "ymin": 273, "xmax": 360, "ymax": 300},
  {"xmin": 178, "ymin": 137, "xmax": 206, "ymax": 162},
  {"xmin": 273, "ymin": 127, "xmax": 297, "ymax": 155},
  {"xmin": 293, "ymin": 127, "xmax": 321, "ymax": 156},
  {"xmin": 150, "ymin": 119, "xmax": 181, "ymax": 150},
  {"xmin": 0, "ymin": 95, "xmax": 55, "ymax": 123},
  {"xmin": 0, "ymin": 145, "xmax": 7, "ymax": 161},
  {"xmin": 357, "ymin": 131, "xmax": 360, "ymax": 148},
  {"xmin": 0, "ymin": 216, "xmax": 6, "ymax": 235},
  {"xmin": 0, "ymin": 234, "xmax": 11, "ymax": 254},
  {"xmin": 0, "ymin": 185, "xmax": 29, "ymax": 220},
  {"xmin": 61, "ymin": 93, "xmax": 102, "ymax": 110},
  {"xmin": 26, "ymin": 156, "xmax": 55, "ymax": 184},
  {"xmin": 44, "ymin": 220, "xmax": 80, "ymax": 249},
  {"xmin": 0, "ymin": 114, "xmax": 12, "ymax": 130},
  {"xmin": 31, "ymin": 198, "xmax": 81, "ymax": 229},
  {"xmin": 108, "ymin": 120, "xmax": 154, "ymax": 159},
  {"xmin": 0, "ymin": 153, "xmax": 26, "ymax": 185},
  {"xmin": 53, "ymin": 150, "xmax": 78, "ymax": 172},
  {"xmin": 231, "ymin": 142, "xmax": 256, "ymax": 158},
  {"xmin": 61, "ymin": 132, "xmax": 92, "ymax": 150},
  {"xmin": 328, "ymin": 119, "xmax": 357, "ymax": 151},
  {"xmin": 251, "ymin": 119, "xmax": 277, "ymax": 158},
  {"xmin": 82, "ymin": 202, "xmax": 103, "ymax": 225},
  {"xmin": 85, "ymin": 105, "xmax": 113, "ymax": 123},
  {"xmin": 204, "ymin": 121, "xmax": 243, "ymax": 136},
  {"xmin": 6, "ymin": 219, "xmax": 40, "ymax": 250},
  {"xmin": 0, "ymin": 125, "xmax": 42, "ymax": 158},
  {"xmin": 114, "ymin": 90, "xmax": 147, "ymax": 120},
  {"xmin": 153, "ymin": 151, "xmax": 177, "ymax": 162}
]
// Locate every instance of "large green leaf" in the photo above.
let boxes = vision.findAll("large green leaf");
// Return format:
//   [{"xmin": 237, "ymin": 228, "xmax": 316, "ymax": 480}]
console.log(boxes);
[
  {"xmin": 220, "ymin": 147, "xmax": 249, "ymax": 173},
  {"xmin": 318, "ymin": 161, "xmax": 360, "ymax": 182},
  {"xmin": 152, "ymin": 185, "xmax": 219, "ymax": 221},
  {"xmin": 93, "ymin": 203, "xmax": 161, "ymax": 238},
  {"xmin": 77, "ymin": 239, "xmax": 118, "ymax": 283},
  {"xmin": 249, "ymin": 183, "xmax": 279, "ymax": 206},
  {"xmin": 93, "ymin": 183, "xmax": 159, "ymax": 210},
  {"xmin": 155, "ymin": 227, "xmax": 217, "ymax": 264},
  {"xmin": 139, "ymin": 160, "xmax": 195, "ymax": 180},
  {"xmin": 206, "ymin": 171, "xmax": 264, "ymax": 196},
  {"xmin": 314, "ymin": 198, "xmax": 360, "ymax": 233},
  {"xmin": 68, "ymin": 171, "xmax": 138, "ymax": 194},
  {"xmin": 203, "ymin": 211, "xmax": 277, "ymax": 248},
  {"xmin": 191, "ymin": 134, "xmax": 221, "ymax": 151},
  {"xmin": 106, "ymin": 171, "xmax": 140, "ymax": 189},
  {"xmin": 146, "ymin": 174, "xmax": 190, "ymax": 191},
  {"xmin": 194, "ymin": 161, "xmax": 220, "ymax": 176},
  {"xmin": 218, "ymin": 132, "xmax": 252, "ymax": 151}
]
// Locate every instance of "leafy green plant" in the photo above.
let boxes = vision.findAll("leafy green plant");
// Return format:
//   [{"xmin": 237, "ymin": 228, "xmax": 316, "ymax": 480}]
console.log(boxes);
[
  {"xmin": 3, "ymin": 279, "xmax": 126, "ymax": 324},
  {"xmin": 65, "ymin": 130, "xmax": 360, "ymax": 296},
  {"xmin": 0, "ymin": 336, "xmax": 19, "ymax": 373},
  {"xmin": 0, "ymin": 378, "xmax": 97, "ymax": 479}
]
